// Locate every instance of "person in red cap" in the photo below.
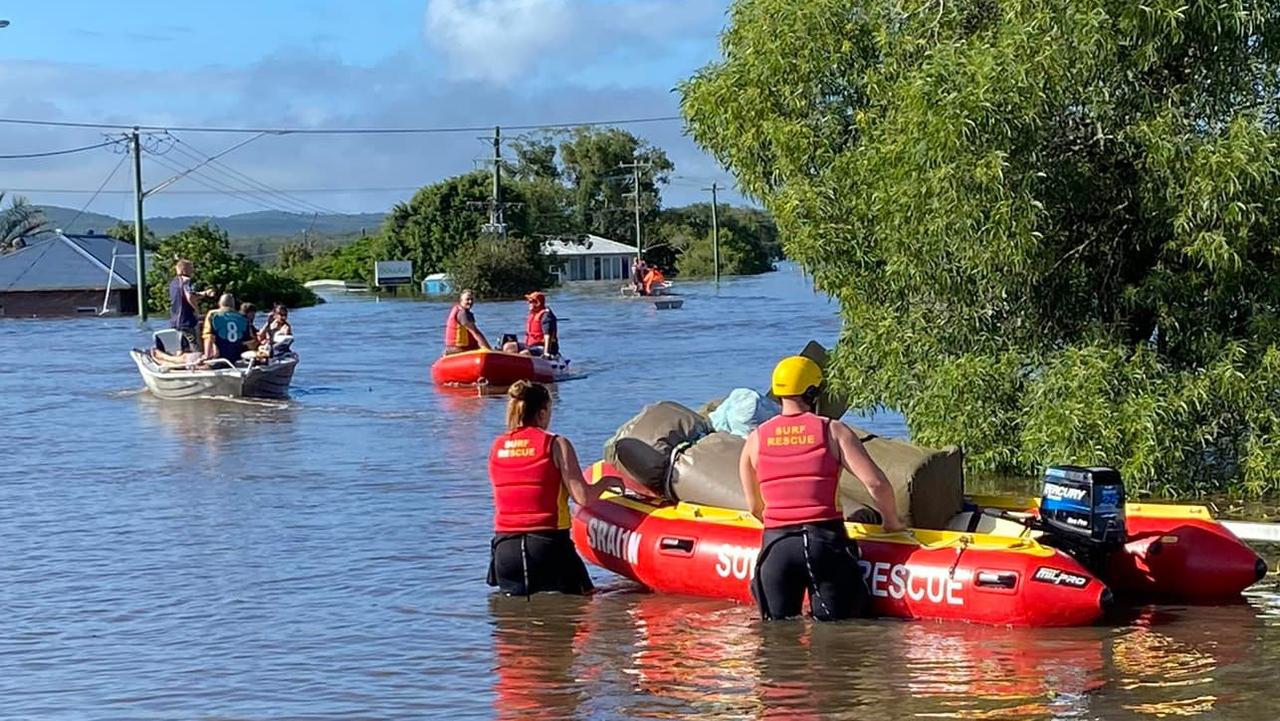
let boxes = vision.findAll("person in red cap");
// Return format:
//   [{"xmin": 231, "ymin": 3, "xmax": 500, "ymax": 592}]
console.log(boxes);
[{"xmin": 501, "ymin": 291, "xmax": 559, "ymax": 357}]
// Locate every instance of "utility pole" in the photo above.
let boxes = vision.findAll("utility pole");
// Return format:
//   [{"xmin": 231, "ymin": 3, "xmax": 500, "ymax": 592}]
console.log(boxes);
[
  {"xmin": 489, "ymin": 125, "xmax": 505, "ymax": 237},
  {"xmin": 471, "ymin": 125, "xmax": 509, "ymax": 238},
  {"xmin": 620, "ymin": 158, "xmax": 652, "ymax": 259},
  {"xmin": 704, "ymin": 182, "xmax": 722, "ymax": 285},
  {"xmin": 132, "ymin": 128, "xmax": 147, "ymax": 321}
]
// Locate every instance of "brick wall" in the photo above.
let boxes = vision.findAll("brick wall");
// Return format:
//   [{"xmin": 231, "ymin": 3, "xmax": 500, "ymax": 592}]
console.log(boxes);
[{"xmin": 0, "ymin": 289, "xmax": 137, "ymax": 317}]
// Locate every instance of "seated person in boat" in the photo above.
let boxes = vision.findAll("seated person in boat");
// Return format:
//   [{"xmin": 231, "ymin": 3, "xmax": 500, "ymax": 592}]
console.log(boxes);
[
  {"xmin": 642, "ymin": 265, "xmax": 666, "ymax": 296},
  {"xmin": 444, "ymin": 289, "xmax": 492, "ymax": 355},
  {"xmin": 202, "ymin": 293, "xmax": 251, "ymax": 362},
  {"xmin": 500, "ymin": 291, "xmax": 559, "ymax": 358},
  {"xmin": 630, "ymin": 257, "xmax": 648, "ymax": 295},
  {"xmin": 149, "ymin": 345, "xmax": 205, "ymax": 368},
  {"xmin": 239, "ymin": 302, "xmax": 261, "ymax": 354},
  {"xmin": 256, "ymin": 304, "xmax": 295, "ymax": 357},
  {"xmin": 487, "ymin": 380, "xmax": 601, "ymax": 596},
  {"xmin": 739, "ymin": 356, "xmax": 905, "ymax": 622}
]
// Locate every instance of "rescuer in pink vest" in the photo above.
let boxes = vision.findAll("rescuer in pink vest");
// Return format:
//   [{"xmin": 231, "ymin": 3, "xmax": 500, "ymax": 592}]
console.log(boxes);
[{"xmin": 739, "ymin": 356, "xmax": 905, "ymax": 620}]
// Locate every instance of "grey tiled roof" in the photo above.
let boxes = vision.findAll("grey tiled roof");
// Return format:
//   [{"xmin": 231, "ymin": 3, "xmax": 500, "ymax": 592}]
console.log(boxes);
[{"xmin": 0, "ymin": 233, "xmax": 138, "ymax": 292}]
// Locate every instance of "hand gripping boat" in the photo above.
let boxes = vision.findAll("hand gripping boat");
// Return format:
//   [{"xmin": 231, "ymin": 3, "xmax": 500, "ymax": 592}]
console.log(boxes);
[
  {"xmin": 130, "ymin": 330, "xmax": 298, "ymax": 401},
  {"xmin": 430, "ymin": 349, "xmax": 571, "ymax": 387},
  {"xmin": 572, "ymin": 462, "xmax": 1267, "ymax": 627}
]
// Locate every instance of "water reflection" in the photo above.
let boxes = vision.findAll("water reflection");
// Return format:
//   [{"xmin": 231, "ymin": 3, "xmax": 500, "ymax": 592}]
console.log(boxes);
[
  {"xmin": 488, "ymin": 594, "xmax": 591, "ymax": 721},
  {"xmin": 1112, "ymin": 603, "xmax": 1265, "ymax": 718},
  {"xmin": 136, "ymin": 395, "xmax": 299, "ymax": 470}
]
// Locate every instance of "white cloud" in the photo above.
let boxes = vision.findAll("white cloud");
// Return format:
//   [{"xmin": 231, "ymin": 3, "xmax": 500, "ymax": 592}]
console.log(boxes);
[
  {"xmin": 425, "ymin": 0, "xmax": 573, "ymax": 83},
  {"xmin": 423, "ymin": 0, "xmax": 725, "ymax": 84}
]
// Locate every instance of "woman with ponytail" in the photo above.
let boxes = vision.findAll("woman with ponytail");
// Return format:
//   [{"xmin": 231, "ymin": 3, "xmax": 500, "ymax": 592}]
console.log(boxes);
[{"xmin": 487, "ymin": 380, "xmax": 598, "ymax": 595}]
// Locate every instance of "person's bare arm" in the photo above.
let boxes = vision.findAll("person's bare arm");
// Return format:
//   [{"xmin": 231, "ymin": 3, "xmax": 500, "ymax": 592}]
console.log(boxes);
[
  {"xmin": 739, "ymin": 430, "xmax": 766, "ymax": 522},
  {"xmin": 553, "ymin": 436, "xmax": 601, "ymax": 507},
  {"xmin": 461, "ymin": 319, "xmax": 492, "ymax": 350},
  {"xmin": 832, "ymin": 422, "xmax": 906, "ymax": 532}
]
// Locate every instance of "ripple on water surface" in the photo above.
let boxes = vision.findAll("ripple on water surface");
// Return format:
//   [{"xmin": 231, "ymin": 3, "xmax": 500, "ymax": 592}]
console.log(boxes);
[{"xmin": 0, "ymin": 266, "xmax": 1276, "ymax": 720}]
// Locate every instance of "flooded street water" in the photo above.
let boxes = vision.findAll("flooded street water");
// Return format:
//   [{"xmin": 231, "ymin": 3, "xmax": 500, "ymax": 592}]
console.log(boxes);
[{"xmin": 1, "ymin": 265, "xmax": 1276, "ymax": 720}]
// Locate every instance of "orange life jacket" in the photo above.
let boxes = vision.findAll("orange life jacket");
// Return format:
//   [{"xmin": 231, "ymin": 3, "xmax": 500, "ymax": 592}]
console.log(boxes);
[
  {"xmin": 489, "ymin": 426, "xmax": 569, "ymax": 533},
  {"xmin": 526, "ymin": 308, "xmax": 548, "ymax": 347},
  {"xmin": 755, "ymin": 412, "xmax": 842, "ymax": 528},
  {"xmin": 444, "ymin": 304, "xmax": 478, "ymax": 351}
]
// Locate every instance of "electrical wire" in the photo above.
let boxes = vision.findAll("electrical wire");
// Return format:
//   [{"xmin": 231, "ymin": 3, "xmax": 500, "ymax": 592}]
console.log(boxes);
[
  {"xmin": 61, "ymin": 153, "xmax": 130, "ymax": 233},
  {"xmin": 144, "ymin": 132, "xmax": 267, "ymax": 197},
  {"xmin": 0, "ymin": 138, "xmax": 125, "ymax": 159},
  {"xmin": 0, "ymin": 115, "xmax": 683, "ymax": 135},
  {"xmin": 147, "ymin": 154, "xmax": 304, "ymax": 216},
  {"xmin": 164, "ymin": 136, "xmax": 340, "ymax": 216},
  {"xmin": 3, "ymin": 186, "xmax": 421, "ymax": 195}
]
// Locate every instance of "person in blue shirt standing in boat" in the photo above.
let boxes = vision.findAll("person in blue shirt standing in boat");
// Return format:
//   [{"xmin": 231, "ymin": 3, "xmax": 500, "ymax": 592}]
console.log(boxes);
[
  {"xmin": 202, "ymin": 293, "xmax": 251, "ymax": 362},
  {"xmin": 168, "ymin": 259, "xmax": 214, "ymax": 351}
]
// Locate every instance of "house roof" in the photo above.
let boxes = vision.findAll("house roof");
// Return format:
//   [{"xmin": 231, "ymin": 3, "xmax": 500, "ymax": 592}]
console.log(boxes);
[
  {"xmin": 0, "ymin": 232, "xmax": 139, "ymax": 292},
  {"xmin": 542, "ymin": 234, "xmax": 639, "ymax": 257}
]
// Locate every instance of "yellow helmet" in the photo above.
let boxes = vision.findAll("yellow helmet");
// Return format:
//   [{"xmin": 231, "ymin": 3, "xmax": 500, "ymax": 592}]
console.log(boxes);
[{"xmin": 771, "ymin": 356, "xmax": 823, "ymax": 398}]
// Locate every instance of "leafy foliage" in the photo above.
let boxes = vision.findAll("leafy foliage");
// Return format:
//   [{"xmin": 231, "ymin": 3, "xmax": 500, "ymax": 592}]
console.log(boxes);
[
  {"xmin": 106, "ymin": 222, "xmax": 158, "ymax": 251},
  {"xmin": 676, "ymin": 228, "xmax": 775, "ymax": 277},
  {"xmin": 377, "ymin": 172, "xmax": 534, "ymax": 284},
  {"xmin": 147, "ymin": 223, "xmax": 318, "ymax": 315},
  {"xmin": 283, "ymin": 236, "xmax": 378, "ymax": 285},
  {"xmin": 682, "ymin": 0, "xmax": 1280, "ymax": 495},
  {"xmin": 660, "ymin": 204, "xmax": 779, "ymax": 275},
  {"xmin": 446, "ymin": 236, "xmax": 554, "ymax": 300},
  {"xmin": 557, "ymin": 128, "xmax": 673, "ymax": 244},
  {"xmin": 0, "ymin": 192, "xmax": 47, "ymax": 252},
  {"xmin": 276, "ymin": 242, "xmax": 315, "ymax": 270}
]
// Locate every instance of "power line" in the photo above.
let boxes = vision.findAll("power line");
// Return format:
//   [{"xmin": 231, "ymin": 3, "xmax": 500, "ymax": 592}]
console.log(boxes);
[
  {"xmin": 147, "ymin": 154, "xmax": 307, "ymax": 216},
  {"xmin": 164, "ymin": 134, "xmax": 341, "ymax": 216},
  {"xmin": 6, "ymin": 186, "xmax": 420, "ymax": 195},
  {"xmin": 162, "ymin": 142, "xmax": 325, "ymax": 216},
  {"xmin": 60, "ymin": 153, "xmax": 130, "ymax": 233},
  {"xmin": 0, "ymin": 115, "xmax": 683, "ymax": 135},
  {"xmin": 142, "ymin": 132, "xmax": 268, "ymax": 197},
  {"xmin": 0, "ymin": 138, "xmax": 124, "ymax": 159}
]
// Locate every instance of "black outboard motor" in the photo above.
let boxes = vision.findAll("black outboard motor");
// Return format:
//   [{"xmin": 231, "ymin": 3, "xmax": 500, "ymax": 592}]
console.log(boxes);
[{"xmin": 1036, "ymin": 465, "xmax": 1127, "ymax": 573}]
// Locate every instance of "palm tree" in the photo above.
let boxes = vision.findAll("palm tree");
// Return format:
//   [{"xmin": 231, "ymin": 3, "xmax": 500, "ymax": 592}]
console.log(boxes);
[{"xmin": 0, "ymin": 192, "xmax": 49, "ymax": 253}]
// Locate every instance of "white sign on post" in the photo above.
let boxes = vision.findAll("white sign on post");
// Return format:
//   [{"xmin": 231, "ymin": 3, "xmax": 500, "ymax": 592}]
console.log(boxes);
[{"xmin": 374, "ymin": 260, "xmax": 413, "ymax": 287}]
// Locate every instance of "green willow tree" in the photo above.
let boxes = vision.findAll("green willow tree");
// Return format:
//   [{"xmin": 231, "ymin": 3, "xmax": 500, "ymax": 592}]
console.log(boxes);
[{"xmin": 682, "ymin": 0, "xmax": 1280, "ymax": 496}]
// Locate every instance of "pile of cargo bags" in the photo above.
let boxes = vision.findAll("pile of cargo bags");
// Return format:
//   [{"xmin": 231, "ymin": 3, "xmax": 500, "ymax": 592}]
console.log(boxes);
[{"xmin": 602, "ymin": 388, "xmax": 965, "ymax": 529}]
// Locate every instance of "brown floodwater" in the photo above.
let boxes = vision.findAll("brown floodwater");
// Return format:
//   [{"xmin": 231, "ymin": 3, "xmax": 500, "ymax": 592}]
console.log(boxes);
[{"xmin": 0, "ymin": 264, "xmax": 1274, "ymax": 719}]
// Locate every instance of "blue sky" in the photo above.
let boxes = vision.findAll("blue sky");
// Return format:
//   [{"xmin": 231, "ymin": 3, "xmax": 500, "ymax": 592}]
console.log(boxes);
[{"xmin": 0, "ymin": 0, "xmax": 740, "ymax": 218}]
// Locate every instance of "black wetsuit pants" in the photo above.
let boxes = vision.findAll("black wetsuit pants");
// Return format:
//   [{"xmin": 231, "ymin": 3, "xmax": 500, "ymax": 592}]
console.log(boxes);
[
  {"xmin": 488, "ymin": 530, "xmax": 594, "ymax": 596},
  {"xmin": 750, "ymin": 520, "xmax": 867, "ymax": 621}
]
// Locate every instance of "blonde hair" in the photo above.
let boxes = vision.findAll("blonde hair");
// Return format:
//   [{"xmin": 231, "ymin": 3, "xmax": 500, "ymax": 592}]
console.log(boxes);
[{"xmin": 506, "ymin": 380, "xmax": 551, "ymax": 431}]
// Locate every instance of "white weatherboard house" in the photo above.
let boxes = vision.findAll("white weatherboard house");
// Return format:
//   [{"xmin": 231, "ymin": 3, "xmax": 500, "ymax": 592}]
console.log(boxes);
[{"xmin": 543, "ymin": 235, "xmax": 639, "ymax": 283}]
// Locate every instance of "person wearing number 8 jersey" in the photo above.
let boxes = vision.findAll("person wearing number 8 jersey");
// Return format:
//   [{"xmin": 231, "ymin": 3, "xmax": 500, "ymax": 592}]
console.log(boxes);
[
  {"xmin": 739, "ymin": 355, "xmax": 906, "ymax": 621},
  {"xmin": 202, "ymin": 292, "xmax": 250, "ymax": 361}
]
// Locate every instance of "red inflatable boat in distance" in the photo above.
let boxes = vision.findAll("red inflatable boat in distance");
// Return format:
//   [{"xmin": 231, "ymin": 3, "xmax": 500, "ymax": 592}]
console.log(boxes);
[
  {"xmin": 430, "ymin": 349, "xmax": 572, "ymax": 386},
  {"xmin": 572, "ymin": 463, "xmax": 1110, "ymax": 627}
]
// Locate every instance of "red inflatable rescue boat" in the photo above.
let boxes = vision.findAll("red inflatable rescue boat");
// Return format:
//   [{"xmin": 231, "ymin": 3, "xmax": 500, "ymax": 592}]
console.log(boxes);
[
  {"xmin": 572, "ymin": 463, "xmax": 1266, "ymax": 627},
  {"xmin": 971, "ymin": 494, "xmax": 1268, "ymax": 600},
  {"xmin": 430, "ymin": 349, "xmax": 571, "ymax": 386}
]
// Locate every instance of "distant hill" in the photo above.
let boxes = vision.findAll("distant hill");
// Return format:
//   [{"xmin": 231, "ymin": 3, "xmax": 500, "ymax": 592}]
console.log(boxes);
[{"xmin": 33, "ymin": 206, "xmax": 385, "ymax": 238}]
